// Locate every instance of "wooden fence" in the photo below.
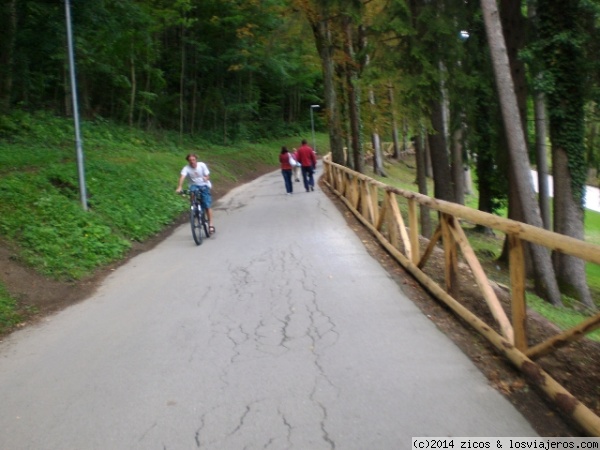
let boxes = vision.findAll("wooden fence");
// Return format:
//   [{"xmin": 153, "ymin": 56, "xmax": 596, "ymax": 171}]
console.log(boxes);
[{"xmin": 322, "ymin": 154, "xmax": 600, "ymax": 436}]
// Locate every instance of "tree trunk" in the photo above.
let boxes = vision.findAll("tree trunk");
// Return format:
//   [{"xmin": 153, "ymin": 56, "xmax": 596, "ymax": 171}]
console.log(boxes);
[
  {"xmin": 388, "ymin": 84, "xmax": 400, "ymax": 159},
  {"xmin": 415, "ymin": 127, "xmax": 432, "ymax": 237},
  {"xmin": 497, "ymin": 0, "xmax": 538, "ymax": 283},
  {"xmin": 369, "ymin": 89, "xmax": 386, "ymax": 176},
  {"xmin": 0, "ymin": 0, "xmax": 16, "ymax": 113},
  {"xmin": 312, "ymin": 18, "xmax": 345, "ymax": 164},
  {"xmin": 500, "ymin": 0, "xmax": 528, "ymax": 135},
  {"xmin": 527, "ymin": 2, "xmax": 552, "ymax": 230},
  {"xmin": 553, "ymin": 148, "xmax": 595, "ymax": 309},
  {"xmin": 480, "ymin": 0, "xmax": 562, "ymax": 306},
  {"xmin": 428, "ymin": 98, "xmax": 455, "ymax": 202},
  {"xmin": 534, "ymin": 91, "xmax": 551, "ymax": 230},
  {"xmin": 128, "ymin": 49, "xmax": 136, "ymax": 127},
  {"xmin": 343, "ymin": 15, "xmax": 364, "ymax": 173},
  {"xmin": 179, "ymin": 26, "xmax": 186, "ymax": 141},
  {"xmin": 404, "ymin": 120, "xmax": 410, "ymax": 154},
  {"xmin": 425, "ymin": 126, "xmax": 433, "ymax": 178},
  {"xmin": 452, "ymin": 126, "xmax": 465, "ymax": 205}
]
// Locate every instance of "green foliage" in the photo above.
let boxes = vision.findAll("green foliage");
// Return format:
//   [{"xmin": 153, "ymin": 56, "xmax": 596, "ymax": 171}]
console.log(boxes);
[
  {"xmin": 535, "ymin": 0, "xmax": 591, "ymax": 205},
  {"xmin": 584, "ymin": 209, "xmax": 600, "ymax": 246},
  {"xmin": 3, "ymin": 0, "xmax": 322, "ymax": 141},
  {"xmin": 0, "ymin": 171, "xmax": 131, "ymax": 280}
]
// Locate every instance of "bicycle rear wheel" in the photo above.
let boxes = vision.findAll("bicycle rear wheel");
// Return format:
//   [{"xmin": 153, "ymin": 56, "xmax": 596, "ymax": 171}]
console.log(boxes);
[{"xmin": 190, "ymin": 205, "xmax": 203, "ymax": 245}]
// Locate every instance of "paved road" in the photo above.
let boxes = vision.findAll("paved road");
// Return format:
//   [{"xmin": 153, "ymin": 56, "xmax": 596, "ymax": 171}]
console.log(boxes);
[{"xmin": 0, "ymin": 168, "xmax": 537, "ymax": 449}]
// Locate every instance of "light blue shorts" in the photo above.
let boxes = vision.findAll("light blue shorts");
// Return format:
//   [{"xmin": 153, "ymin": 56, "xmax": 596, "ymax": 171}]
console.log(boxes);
[{"xmin": 190, "ymin": 185, "xmax": 212, "ymax": 209}]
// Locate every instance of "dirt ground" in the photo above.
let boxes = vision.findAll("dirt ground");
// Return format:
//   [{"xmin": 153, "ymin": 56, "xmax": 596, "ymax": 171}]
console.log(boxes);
[{"xmin": 1, "ymin": 165, "xmax": 599, "ymax": 437}]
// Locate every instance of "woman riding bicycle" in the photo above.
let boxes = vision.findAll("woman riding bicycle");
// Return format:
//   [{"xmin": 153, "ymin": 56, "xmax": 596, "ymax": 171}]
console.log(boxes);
[{"xmin": 175, "ymin": 153, "xmax": 215, "ymax": 234}]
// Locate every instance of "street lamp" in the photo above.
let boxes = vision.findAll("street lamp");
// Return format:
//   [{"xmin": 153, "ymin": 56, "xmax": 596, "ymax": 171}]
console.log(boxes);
[
  {"xmin": 310, "ymin": 104, "xmax": 320, "ymax": 153},
  {"xmin": 65, "ymin": 0, "xmax": 87, "ymax": 211}
]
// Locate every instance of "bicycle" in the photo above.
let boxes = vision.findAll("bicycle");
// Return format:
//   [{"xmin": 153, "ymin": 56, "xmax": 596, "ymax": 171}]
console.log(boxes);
[{"xmin": 180, "ymin": 189, "xmax": 211, "ymax": 245}]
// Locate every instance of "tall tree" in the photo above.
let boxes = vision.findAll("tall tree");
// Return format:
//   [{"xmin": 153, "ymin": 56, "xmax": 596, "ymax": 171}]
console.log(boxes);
[
  {"xmin": 342, "ymin": 13, "xmax": 365, "ymax": 173},
  {"xmin": 480, "ymin": 0, "xmax": 562, "ymax": 306},
  {"xmin": 526, "ymin": 2, "xmax": 552, "ymax": 230},
  {"xmin": 537, "ymin": 0, "xmax": 594, "ymax": 309},
  {"xmin": 293, "ymin": 0, "xmax": 346, "ymax": 163}
]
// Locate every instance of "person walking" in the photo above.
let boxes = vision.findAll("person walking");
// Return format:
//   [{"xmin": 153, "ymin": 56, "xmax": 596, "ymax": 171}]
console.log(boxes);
[
  {"xmin": 279, "ymin": 146, "xmax": 294, "ymax": 195},
  {"xmin": 295, "ymin": 139, "xmax": 317, "ymax": 192},
  {"xmin": 291, "ymin": 148, "xmax": 301, "ymax": 182},
  {"xmin": 175, "ymin": 153, "xmax": 215, "ymax": 234}
]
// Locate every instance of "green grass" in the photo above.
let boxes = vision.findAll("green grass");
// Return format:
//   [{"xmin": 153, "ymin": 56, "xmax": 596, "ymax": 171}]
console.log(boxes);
[{"xmin": 526, "ymin": 293, "xmax": 600, "ymax": 341}]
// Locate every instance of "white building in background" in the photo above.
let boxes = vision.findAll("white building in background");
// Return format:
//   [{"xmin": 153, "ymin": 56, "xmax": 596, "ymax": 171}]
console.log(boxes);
[{"xmin": 531, "ymin": 170, "xmax": 600, "ymax": 213}]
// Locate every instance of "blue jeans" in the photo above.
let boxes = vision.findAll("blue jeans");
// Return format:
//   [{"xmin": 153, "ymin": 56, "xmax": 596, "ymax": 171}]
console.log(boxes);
[
  {"xmin": 281, "ymin": 169, "xmax": 293, "ymax": 193},
  {"xmin": 301, "ymin": 166, "xmax": 314, "ymax": 191}
]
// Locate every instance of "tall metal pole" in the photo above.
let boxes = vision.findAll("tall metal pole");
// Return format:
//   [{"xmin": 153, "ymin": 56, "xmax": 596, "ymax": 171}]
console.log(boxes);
[
  {"xmin": 310, "ymin": 104, "xmax": 319, "ymax": 153},
  {"xmin": 65, "ymin": 0, "xmax": 88, "ymax": 211},
  {"xmin": 310, "ymin": 105, "xmax": 317, "ymax": 153}
]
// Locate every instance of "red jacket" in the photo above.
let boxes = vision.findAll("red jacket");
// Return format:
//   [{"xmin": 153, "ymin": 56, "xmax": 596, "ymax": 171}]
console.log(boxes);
[
  {"xmin": 280, "ymin": 152, "xmax": 293, "ymax": 170},
  {"xmin": 295, "ymin": 144, "xmax": 317, "ymax": 168}
]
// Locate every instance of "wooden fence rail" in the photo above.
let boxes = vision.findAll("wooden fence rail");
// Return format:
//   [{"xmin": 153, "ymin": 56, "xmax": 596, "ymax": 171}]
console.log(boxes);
[{"xmin": 322, "ymin": 154, "xmax": 600, "ymax": 436}]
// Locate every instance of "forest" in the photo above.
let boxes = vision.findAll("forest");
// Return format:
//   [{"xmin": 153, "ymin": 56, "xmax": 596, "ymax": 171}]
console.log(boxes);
[{"xmin": 1, "ymin": 0, "xmax": 600, "ymax": 309}]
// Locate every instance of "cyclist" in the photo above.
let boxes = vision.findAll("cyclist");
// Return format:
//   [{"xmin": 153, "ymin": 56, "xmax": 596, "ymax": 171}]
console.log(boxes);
[{"xmin": 176, "ymin": 153, "xmax": 215, "ymax": 234}]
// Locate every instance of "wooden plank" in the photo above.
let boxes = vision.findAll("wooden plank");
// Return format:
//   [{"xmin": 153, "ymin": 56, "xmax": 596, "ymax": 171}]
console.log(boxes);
[
  {"xmin": 394, "ymin": 188, "xmax": 600, "ymax": 264},
  {"xmin": 509, "ymin": 235, "xmax": 527, "ymax": 351},
  {"xmin": 323, "ymin": 161, "xmax": 600, "ymax": 264},
  {"xmin": 351, "ymin": 176, "xmax": 359, "ymax": 209},
  {"xmin": 386, "ymin": 192, "xmax": 400, "ymax": 249},
  {"xmin": 418, "ymin": 225, "xmax": 441, "ymax": 269},
  {"xmin": 362, "ymin": 182, "xmax": 375, "ymax": 225},
  {"xmin": 440, "ymin": 214, "xmax": 459, "ymax": 298},
  {"xmin": 388, "ymin": 192, "xmax": 412, "ymax": 260},
  {"xmin": 526, "ymin": 313, "xmax": 600, "ymax": 359},
  {"xmin": 370, "ymin": 183, "xmax": 379, "ymax": 226},
  {"xmin": 375, "ymin": 195, "xmax": 387, "ymax": 232},
  {"xmin": 360, "ymin": 180, "xmax": 370, "ymax": 223},
  {"xmin": 408, "ymin": 198, "xmax": 420, "ymax": 264},
  {"xmin": 449, "ymin": 218, "xmax": 514, "ymax": 342}
]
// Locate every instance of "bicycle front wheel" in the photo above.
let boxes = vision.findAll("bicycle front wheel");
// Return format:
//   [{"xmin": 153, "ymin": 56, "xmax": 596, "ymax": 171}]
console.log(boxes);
[
  {"xmin": 190, "ymin": 206, "xmax": 203, "ymax": 245},
  {"xmin": 201, "ymin": 207, "xmax": 210, "ymax": 238}
]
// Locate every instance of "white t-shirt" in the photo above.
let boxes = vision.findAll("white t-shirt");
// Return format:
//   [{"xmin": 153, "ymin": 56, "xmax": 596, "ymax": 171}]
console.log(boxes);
[{"xmin": 181, "ymin": 162, "xmax": 211, "ymax": 187}]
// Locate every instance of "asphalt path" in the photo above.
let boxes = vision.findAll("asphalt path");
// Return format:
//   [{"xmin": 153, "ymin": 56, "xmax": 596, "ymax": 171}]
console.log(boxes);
[{"xmin": 0, "ymin": 167, "xmax": 537, "ymax": 449}]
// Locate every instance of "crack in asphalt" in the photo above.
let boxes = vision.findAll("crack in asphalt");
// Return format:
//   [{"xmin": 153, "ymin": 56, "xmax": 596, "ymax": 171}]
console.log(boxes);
[{"xmin": 190, "ymin": 245, "xmax": 340, "ymax": 448}]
